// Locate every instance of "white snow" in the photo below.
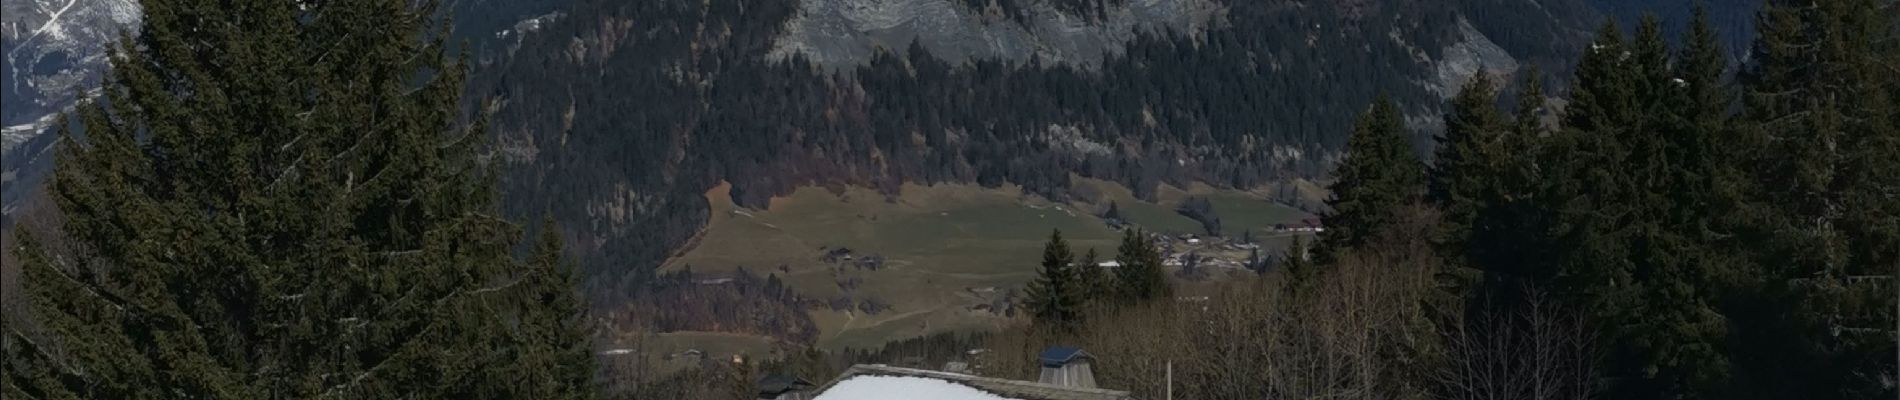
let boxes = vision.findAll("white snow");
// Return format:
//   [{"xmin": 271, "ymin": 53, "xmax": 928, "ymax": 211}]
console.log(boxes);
[
  {"xmin": 814, "ymin": 376, "xmax": 1021, "ymax": 400},
  {"xmin": 19, "ymin": 0, "xmax": 81, "ymax": 48},
  {"xmin": 1, "ymin": 112, "xmax": 61, "ymax": 152}
]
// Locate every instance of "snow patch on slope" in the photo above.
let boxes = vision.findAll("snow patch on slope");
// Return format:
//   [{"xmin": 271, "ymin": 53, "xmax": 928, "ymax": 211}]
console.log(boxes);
[
  {"xmin": 2, "ymin": 0, "xmax": 140, "ymax": 127},
  {"xmin": 1, "ymin": 111, "xmax": 58, "ymax": 152}
]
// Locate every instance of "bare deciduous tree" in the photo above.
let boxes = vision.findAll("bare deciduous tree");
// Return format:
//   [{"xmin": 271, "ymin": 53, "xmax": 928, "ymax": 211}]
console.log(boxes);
[{"xmin": 1437, "ymin": 288, "xmax": 1600, "ymax": 400}]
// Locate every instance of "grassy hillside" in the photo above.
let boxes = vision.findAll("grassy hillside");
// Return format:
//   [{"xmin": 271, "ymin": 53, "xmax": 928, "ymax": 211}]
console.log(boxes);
[
  {"xmin": 1200, "ymin": 189, "xmax": 1312, "ymax": 238},
  {"xmin": 663, "ymin": 181, "xmax": 1312, "ymax": 350},
  {"xmin": 1073, "ymin": 178, "xmax": 1313, "ymax": 238}
]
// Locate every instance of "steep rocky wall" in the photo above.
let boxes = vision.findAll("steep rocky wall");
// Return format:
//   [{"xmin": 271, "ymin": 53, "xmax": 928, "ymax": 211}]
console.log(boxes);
[{"xmin": 769, "ymin": 0, "xmax": 1221, "ymax": 69}]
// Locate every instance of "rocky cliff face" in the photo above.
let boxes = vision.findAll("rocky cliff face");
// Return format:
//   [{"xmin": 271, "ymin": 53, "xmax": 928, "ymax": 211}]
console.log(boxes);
[
  {"xmin": 1426, "ymin": 18, "xmax": 1519, "ymax": 99},
  {"xmin": 1, "ymin": 0, "xmax": 139, "ymax": 145},
  {"xmin": 769, "ymin": 0, "xmax": 1221, "ymax": 69},
  {"xmin": 1, "ymin": 0, "xmax": 140, "ymax": 218}
]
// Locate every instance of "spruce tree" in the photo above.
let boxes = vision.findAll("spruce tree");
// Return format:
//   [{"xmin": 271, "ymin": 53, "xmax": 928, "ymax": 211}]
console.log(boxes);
[
  {"xmin": 1281, "ymin": 235, "xmax": 1314, "ymax": 294},
  {"xmin": 1730, "ymin": 1, "xmax": 1899, "ymax": 397},
  {"xmin": 1618, "ymin": 8, "xmax": 1742, "ymax": 397},
  {"xmin": 1523, "ymin": 20, "xmax": 1646, "ymax": 395},
  {"xmin": 1466, "ymin": 67, "xmax": 1558, "ymax": 291},
  {"xmin": 1246, "ymin": 247, "xmax": 1263, "ymax": 273},
  {"xmin": 1511, "ymin": 67, "xmax": 1549, "ymax": 143},
  {"xmin": 1075, "ymin": 248, "xmax": 1109, "ymax": 308},
  {"xmin": 514, "ymin": 219, "xmax": 600, "ymax": 399},
  {"xmin": 1672, "ymin": 5, "xmax": 1744, "ymax": 234},
  {"xmin": 1545, "ymin": 18, "xmax": 1727, "ymax": 396},
  {"xmin": 1317, "ymin": 96, "xmax": 1426, "ymax": 264},
  {"xmin": 1615, "ymin": 16, "xmax": 1733, "ymax": 397},
  {"xmin": 1546, "ymin": 20, "xmax": 1642, "ymax": 329},
  {"xmin": 1429, "ymin": 72, "xmax": 1508, "ymax": 269},
  {"xmin": 1113, "ymin": 228, "xmax": 1171, "ymax": 303},
  {"xmin": 0, "ymin": 0, "xmax": 594, "ymax": 397},
  {"xmin": 1025, "ymin": 229, "xmax": 1083, "ymax": 333}
]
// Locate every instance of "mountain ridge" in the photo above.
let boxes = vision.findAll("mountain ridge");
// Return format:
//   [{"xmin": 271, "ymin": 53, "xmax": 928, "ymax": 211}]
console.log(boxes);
[{"xmin": 472, "ymin": 0, "xmax": 1622, "ymax": 302}]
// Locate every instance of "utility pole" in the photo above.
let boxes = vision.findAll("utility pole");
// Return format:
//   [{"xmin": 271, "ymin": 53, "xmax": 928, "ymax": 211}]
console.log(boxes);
[{"xmin": 1166, "ymin": 360, "xmax": 1173, "ymax": 400}]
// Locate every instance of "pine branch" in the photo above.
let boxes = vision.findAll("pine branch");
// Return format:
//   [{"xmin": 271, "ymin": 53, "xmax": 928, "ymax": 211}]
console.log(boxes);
[
  {"xmin": 40, "ymin": 258, "xmax": 131, "ymax": 314},
  {"xmin": 265, "ymin": 162, "xmax": 301, "ymax": 191},
  {"xmin": 319, "ymin": 277, "xmax": 527, "ymax": 398},
  {"xmin": 377, "ymin": 249, "xmax": 423, "ymax": 258},
  {"xmin": 1754, "ymin": 110, "xmax": 1816, "ymax": 129},
  {"xmin": 5, "ymin": 328, "xmax": 86, "ymax": 379}
]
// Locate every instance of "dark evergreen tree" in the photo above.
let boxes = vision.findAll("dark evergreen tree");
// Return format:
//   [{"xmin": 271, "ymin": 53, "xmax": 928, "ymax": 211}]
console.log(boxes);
[
  {"xmin": 1606, "ymin": 16, "xmax": 1733, "ymax": 398},
  {"xmin": 1545, "ymin": 20, "xmax": 1643, "ymax": 337},
  {"xmin": 1542, "ymin": 18, "xmax": 1718, "ymax": 397},
  {"xmin": 1429, "ymin": 72, "xmax": 1509, "ymax": 270},
  {"xmin": 515, "ymin": 219, "xmax": 601, "ymax": 399},
  {"xmin": 1727, "ymin": 1, "xmax": 1899, "ymax": 398},
  {"xmin": 1466, "ymin": 66, "xmax": 1561, "ymax": 291},
  {"xmin": 1245, "ymin": 247, "xmax": 1264, "ymax": 273},
  {"xmin": 1025, "ymin": 229, "xmax": 1084, "ymax": 333},
  {"xmin": 1114, "ymin": 228, "xmax": 1171, "ymax": 302},
  {"xmin": 1671, "ymin": 5, "xmax": 1745, "ymax": 241},
  {"xmin": 0, "ymin": 0, "xmax": 593, "ymax": 397},
  {"xmin": 1075, "ymin": 248, "xmax": 1110, "ymax": 308},
  {"xmin": 1615, "ymin": 7, "xmax": 1742, "ymax": 397},
  {"xmin": 1177, "ymin": 196, "xmax": 1222, "ymax": 237},
  {"xmin": 1317, "ymin": 96, "xmax": 1426, "ymax": 264},
  {"xmin": 1280, "ymin": 235, "xmax": 1315, "ymax": 295}
]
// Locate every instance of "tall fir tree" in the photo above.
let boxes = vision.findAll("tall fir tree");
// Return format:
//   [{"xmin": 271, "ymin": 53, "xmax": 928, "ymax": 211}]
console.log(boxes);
[
  {"xmin": 513, "ymin": 219, "xmax": 601, "ymax": 399},
  {"xmin": 1317, "ymin": 95, "xmax": 1426, "ymax": 264},
  {"xmin": 1729, "ymin": 0, "xmax": 1899, "ymax": 398},
  {"xmin": 0, "ymin": 0, "xmax": 594, "ymax": 397},
  {"xmin": 1546, "ymin": 19, "xmax": 1642, "ymax": 334},
  {"xmin": 1616, "ymin": 14, "xmax": 1733, "ymax": 398},
  {"xmin": 1429, "ymin": 72, "xmax": 1508, "ymax": 272},
  {"xmin": 1544, "ymin": 18, "xmax": 1730, "ymax": 397},
  {"xmin": 1671, "ymin": 4, "xmax": 1746, "ymax": 247},
  {"xmin": 1114, "ymin": 229, "xmax": 1171, "ymax": 303},
  {"xmin": 1025, "ymin": 229, "xmax": 1084, "ymax": 333},
  {"xmin": 1281, "ymin": 235, "xmax": 1314, "ymax": 294},
  {"xmin": 1075, "ymin": 248, "xmax": 1110, "ymax": 308},
  {"xmin": 1465, "ymin": 66, "xmax": 1560, "ymax": 294},
  {"xmin": 1531, "ymin": 19, "xmax": 1648, "ymax": 395}
]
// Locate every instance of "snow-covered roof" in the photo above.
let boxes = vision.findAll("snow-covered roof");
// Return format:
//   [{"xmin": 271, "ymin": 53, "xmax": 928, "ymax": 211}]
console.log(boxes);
[
  {"xmin": 814, "ymin": 376, "xmax": 1022, "ymax": 400},
  {"xmin": 811, "ymin": 365, "xmax": 1132, "ymax": 400}
]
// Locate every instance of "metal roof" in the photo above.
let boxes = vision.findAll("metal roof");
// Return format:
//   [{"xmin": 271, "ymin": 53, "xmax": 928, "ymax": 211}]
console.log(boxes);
[
  {"xmin": 758, "ymin": 373, "xmax": 815, "ymax": 395},
  {"xmin": 1038, "ymin": 346, "xmax": 1090, "ymax": 367}
]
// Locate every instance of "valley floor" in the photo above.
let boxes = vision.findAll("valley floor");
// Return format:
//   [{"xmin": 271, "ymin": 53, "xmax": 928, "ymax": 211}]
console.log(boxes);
[{"xmin": 653, "ymin": 178, "xmax": 1315, "ymax": 352}]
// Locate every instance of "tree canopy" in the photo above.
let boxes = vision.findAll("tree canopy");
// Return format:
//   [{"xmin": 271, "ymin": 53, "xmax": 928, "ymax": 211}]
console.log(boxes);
[{"xmin": 1, "ymin": 0, "xmax": 595, "ymax": 398}]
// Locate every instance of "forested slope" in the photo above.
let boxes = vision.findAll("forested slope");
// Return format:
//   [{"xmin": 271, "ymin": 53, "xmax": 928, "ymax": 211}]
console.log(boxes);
[{"xmin": 464, "ymin": 0, "xmax": 1702, "ymax": 304}]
